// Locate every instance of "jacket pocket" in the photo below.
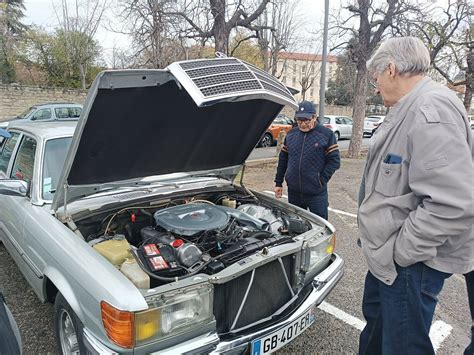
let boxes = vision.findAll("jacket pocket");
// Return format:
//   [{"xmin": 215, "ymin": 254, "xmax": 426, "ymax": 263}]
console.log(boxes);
[{"xmin": 374, "ymin": 162, "xmax": 402, "ymax": 197}]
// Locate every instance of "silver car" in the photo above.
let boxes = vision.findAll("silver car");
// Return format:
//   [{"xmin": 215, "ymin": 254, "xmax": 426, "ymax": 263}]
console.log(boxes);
[
  {"xmin": 0, "ymin": 57, "xmax": 343, "ymax": 354},
  {"xmin": 321, "ymin": 115, "xmax": 353, "ymax": 141}
]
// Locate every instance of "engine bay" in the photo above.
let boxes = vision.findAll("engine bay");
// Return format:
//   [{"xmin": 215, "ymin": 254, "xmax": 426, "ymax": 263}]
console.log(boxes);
[{"xmin": 75, "ymin": 189, "xmax": 314, "ymax": 289}]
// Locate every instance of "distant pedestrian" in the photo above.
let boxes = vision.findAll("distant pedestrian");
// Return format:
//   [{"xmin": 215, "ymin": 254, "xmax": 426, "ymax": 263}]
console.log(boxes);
[
  {"xmin": 274, "ymin": 101, "xmax": 340, "ymax": 220},
  {"xmin": 357, "ymin": 37, "xmax": 474, "ymax": 355},
  {"xmin": 465, "ymin": 271, "xmax": 474, "ymax": 355}
]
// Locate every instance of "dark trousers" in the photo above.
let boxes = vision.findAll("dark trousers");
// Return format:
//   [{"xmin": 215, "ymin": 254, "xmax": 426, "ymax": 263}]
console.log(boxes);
[
  {"xmin": 288, "ymin": 189, "xmax": 328, "ymax": 220},
  {"xmin": 465, "ymin": 271, "xmax": 474, "ymax": 355},
  {"xmin": 359, "ymin": 263, "xmax": 451, "ymax": 355}
]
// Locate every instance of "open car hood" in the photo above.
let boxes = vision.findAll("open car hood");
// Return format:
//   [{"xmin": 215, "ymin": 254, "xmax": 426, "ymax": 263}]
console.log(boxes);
[{"xmin": 52, "ymin": 57, "xmax": 297, "ymax": 212}]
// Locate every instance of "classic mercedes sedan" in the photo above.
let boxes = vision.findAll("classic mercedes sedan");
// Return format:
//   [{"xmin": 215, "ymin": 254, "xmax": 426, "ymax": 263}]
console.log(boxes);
[{"xmin": 0, "ymin": 57, "xmax": 344, "ymax": 354}]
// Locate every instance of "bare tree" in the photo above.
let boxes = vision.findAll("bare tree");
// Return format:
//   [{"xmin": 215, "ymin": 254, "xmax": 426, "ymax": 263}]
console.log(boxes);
[
  {"xmin": 55, "ymin": 0, "xmax": 107, "ymax": 89},
  {"xmin": 408, "ymin": 0, "xmax": 472, "ymax": 112},
  {"xmin": 115, "ymin": 0, "xmax": 185, "ymax": 68},
  {"xmin": 163, "ymin": 0, "xmax": 273, "ymax": 55},
  {"xmin": 333, "ymin": 0, "xmax": 410, "ymax": 158},
  {"xmin": 255, "ymin": 0, "xmax": 302, "ymax": 76}
]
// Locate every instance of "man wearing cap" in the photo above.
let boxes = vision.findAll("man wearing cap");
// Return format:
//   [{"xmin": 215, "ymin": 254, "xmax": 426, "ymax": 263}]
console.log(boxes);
[{"xmin": 274, "ymin": 101, "xmax": 340, "ymax": 220}]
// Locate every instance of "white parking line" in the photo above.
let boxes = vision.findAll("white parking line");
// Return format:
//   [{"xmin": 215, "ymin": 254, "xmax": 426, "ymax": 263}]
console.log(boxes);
[
  {"xmin": 319, "ymin": 302, "xmax": 452, "ymax": 352},
  {"xmin": 318, "ymin": 301, "xmax": 365, "ymax": 331}
]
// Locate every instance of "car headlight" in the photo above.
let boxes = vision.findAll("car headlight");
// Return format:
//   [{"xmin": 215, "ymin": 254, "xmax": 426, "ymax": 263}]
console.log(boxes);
[
  {"xmin": 101, "ymin": 284, "xmax": 213, "ymax": 348},
  {"xmin": 301, "ymin": 233, "xmax": 336, "ymax": 276},
  {"xmin": 138, "ymin": 283, "xmax": 213, "ymax": 345}
]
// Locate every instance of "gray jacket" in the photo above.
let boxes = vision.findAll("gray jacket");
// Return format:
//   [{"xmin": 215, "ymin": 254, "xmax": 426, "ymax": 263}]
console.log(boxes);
[{"xmin": 358, "ymin": 77, "xmax": 474, "ymax": 285}]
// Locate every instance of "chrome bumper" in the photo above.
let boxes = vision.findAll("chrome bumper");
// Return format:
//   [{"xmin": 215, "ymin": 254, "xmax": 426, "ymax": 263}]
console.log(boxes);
[{"xmin": 83, "ymin": 253, "xmax": 344, "ymax": 355}]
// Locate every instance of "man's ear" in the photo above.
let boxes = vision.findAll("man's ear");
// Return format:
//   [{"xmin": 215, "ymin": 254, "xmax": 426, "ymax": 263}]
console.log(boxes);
[{"xmin": 388, "ymin": 63, "xmax": 396, "ymax": 78}]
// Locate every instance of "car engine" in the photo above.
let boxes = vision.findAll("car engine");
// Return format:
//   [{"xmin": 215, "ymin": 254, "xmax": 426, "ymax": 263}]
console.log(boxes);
[{"xmin": 79, "ymin": 192, "xmax": 312, "ymax": 289}]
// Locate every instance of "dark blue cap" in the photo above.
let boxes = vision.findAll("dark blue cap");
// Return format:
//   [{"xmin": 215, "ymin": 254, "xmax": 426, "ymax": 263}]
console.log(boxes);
[{"xmin": 295, "ymin": 101, "xmax": 315, "ymax": 119}]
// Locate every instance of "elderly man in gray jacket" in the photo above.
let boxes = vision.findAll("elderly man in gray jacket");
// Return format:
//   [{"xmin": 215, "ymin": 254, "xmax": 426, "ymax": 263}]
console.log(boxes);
[{"xmin": 358, "ymin": 37, "xmax": 474, "ymax": 355}]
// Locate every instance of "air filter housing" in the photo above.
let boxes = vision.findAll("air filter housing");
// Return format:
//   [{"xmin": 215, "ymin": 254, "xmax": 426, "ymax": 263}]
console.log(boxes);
[{"xmin": 153, "ymin": 203, "xmax": 230, "ymax": 237}]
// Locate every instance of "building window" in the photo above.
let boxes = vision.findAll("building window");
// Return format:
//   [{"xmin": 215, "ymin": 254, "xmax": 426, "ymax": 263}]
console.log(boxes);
[
  {"xmin": 302, "ymin": 65, "xmax": 306, "ymax": 75},
  {"xmin": 292, "ymin": 76, "xmax": 296, "ymax": 86}
]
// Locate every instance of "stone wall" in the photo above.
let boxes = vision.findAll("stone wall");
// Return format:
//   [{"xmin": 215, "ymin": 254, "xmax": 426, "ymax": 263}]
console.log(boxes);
[
  {"xmin": 0, "ymin": 83, "xmax": 353, "ymax": 121},
  {"xmin": 280, "ymin": 104, "xmax": 352, "ymax": 118},
  {"xmin": 0, "ymin": 84, "xmax": 87, "ymax": 121}
]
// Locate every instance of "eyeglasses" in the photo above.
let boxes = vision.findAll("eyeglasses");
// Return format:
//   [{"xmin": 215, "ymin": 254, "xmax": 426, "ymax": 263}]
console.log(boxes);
[{"xmin": 296, "ymin": 118, "xmax": 314, "ymax": 125}]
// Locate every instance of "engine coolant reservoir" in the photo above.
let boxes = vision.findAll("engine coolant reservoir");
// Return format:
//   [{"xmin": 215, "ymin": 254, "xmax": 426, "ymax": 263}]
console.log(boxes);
[
  {"xmin": 93, "ymin": 238, "xmax": 132, "ymax": 267},
  {"xmin": 120, "ymin": 259, "xmax": 150, "ymax": 289}
]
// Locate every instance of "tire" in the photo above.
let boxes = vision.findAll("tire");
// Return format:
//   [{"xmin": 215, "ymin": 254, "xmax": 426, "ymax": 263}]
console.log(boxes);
[
  {"xmin": 259, "ymin": 133, "xmax": 273, "ymax": 147},
  {"xmin": 54, "ymin": 293, "xmax": 86, "ymax": 355},
  {"xmin": 334, "ymin": 131, "xmax": 340, "ymax": 142}
]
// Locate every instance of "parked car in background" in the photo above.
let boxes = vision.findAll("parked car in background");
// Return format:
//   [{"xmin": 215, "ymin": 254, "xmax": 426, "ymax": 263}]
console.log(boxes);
[
  {"xmin": 0, "ymin": 57, "xmax": 343, "ymax": 354},
  {"xmin": 321, "ymin": 115, "xmax": 353, "ymax": 141},
  {"xmin": 258, "ymin": 113, "xmax": 294, "ymax": 147},
  {"xmin": 363, "ymin": 115, "xmax": 385, "ymax": 137},
  {"xmin": 0, "ymin": 102, "xmax": 82, "ymax": 129}
]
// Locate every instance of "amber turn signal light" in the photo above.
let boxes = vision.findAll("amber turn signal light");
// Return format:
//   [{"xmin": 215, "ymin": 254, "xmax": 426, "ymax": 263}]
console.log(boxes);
[{"xmin": 101, "ymin": 301, "xmax": 135, "ymax": 348}]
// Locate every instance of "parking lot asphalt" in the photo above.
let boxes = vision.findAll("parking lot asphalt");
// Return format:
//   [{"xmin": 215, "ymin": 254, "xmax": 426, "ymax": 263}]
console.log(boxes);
[{"xmin": 0, "ymin": 157, "xmax": 471, "ymax": 354}]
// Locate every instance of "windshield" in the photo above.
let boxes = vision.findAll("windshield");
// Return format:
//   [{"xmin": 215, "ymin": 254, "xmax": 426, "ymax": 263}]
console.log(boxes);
[
  {"xmin": 322, "ymin": 117, "xmax": 330, "ymax": 124},
  {"xmin": 366, "ymin": 117, "xmax": 381, "ymax": 122},
  {"xmin": 42, "ymin": 137, "xmax": 72, "ymax": 200},
  {"xmin": 18, "ymin": 107, "xmax": 36, "ymax": 119}
]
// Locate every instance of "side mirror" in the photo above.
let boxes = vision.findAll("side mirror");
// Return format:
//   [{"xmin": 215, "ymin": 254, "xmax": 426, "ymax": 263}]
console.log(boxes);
[{"xmin": 0, "ymin": 180, "xmax": 28, "ymax": 197}]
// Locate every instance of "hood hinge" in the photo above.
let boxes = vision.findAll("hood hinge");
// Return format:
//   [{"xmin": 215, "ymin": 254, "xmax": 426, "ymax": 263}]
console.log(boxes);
[{"xmin": 58, "ymin": 182, "xmax": 84, "ymax": 240}]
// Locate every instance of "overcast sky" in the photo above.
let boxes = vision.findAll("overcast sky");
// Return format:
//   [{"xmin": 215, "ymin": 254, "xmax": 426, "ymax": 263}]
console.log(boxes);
[{"xmin": 23, "ymin": 0, "xmax": 335, "ymax": 58}]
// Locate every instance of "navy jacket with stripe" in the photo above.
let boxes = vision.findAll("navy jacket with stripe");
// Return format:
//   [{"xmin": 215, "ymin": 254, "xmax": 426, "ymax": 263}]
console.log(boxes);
[{"xmin": 275, "ymin": 123, "xmax": 341, "ymax": 195}]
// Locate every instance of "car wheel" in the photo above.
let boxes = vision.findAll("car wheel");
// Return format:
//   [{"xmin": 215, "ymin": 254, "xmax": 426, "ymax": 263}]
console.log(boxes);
[
  {"xmin": 54, "ymin": 293, "xmax": 86, "ymax": 355},
  {"xmin": 334, "ymin": 131, "xmax": 340, "ymax": 142},
  {"xmin": 259, "ymin": 133, "xmax": 273, "ymax": 147}
]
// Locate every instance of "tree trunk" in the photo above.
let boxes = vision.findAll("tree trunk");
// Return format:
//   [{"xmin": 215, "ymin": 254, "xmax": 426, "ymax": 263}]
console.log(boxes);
[
  {"xmin": 79, "ymin": 63, "xmax": 86, "ymax": 90},
  {"xmin": 348, "ymin": 63, "xmax": 367, "ymax": 158},
  {"xmin": 347, "ymin": 0, "xmax": 370, "ymax": 159},
  {"xmin": 210, "ymin": 0, "xmax": 229, "ymax": 54}
]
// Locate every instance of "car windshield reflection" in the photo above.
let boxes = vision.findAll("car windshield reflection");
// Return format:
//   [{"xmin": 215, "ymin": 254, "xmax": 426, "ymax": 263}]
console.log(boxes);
[{"xmin": 42, "ymin": 137, "xmax": 72, "ymax": 200}]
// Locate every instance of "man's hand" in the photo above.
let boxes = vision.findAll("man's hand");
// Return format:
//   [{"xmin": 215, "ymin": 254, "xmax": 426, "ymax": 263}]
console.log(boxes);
[{"xmin": 274, "ymin": 186, "xmax": 283, "ymax": 199}]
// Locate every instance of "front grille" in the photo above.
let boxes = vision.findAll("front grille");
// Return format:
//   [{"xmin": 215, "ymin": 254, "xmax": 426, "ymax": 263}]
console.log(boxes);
[
  {"xmin": 200, "ymin": 80, "xmax": 262, "ymax": 97},
  {"xmin": 179, "ymin": 58, "xmax": 239, "ymax": 70},
  {"xmin": 193, "ymin": 71, "xmax": 256, "ymax": 88},
  {"xmin": 186, "ymin": 64, "xmax": 248, "ymax": 78},
  {"xmin": 214, "ymin": 255, "xmax": 295, "ymax": 334}
]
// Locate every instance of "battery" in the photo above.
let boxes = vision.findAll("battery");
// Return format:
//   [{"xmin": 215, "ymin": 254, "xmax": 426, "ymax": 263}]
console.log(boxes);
[{"xmin": 138, "ymin": 243, "xmax": 184, "ymax": 277}]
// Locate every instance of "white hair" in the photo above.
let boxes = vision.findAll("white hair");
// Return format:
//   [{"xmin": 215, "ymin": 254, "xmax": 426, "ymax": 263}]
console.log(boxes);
[{"xmin": 367, "ymin": 37, "xmax": 430, "ymax": 76}]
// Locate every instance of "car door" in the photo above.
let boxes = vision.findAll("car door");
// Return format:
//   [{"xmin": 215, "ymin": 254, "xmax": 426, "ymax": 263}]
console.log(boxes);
[
  {"xmin": 335, "ymin": 117, "xmax": 346, "ymax": 138},
  {"xmin": 0, "ymin": 133, "xmax": 43, "ymax": 292},
  {"xmin": 343, "ymin": 117, "xmax": 353, "ymax": 138}
]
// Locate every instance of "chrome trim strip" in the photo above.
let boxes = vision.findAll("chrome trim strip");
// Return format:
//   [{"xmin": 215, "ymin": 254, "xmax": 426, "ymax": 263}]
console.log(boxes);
[
  {"xmin": 278, "ymin": 257, "xmax": 295, "ymax": 297},
  {"xmin": 230, "ymin": 268, "xmax": 255, "ymax": 331},
  {"xmin": 0, "ymin": 222, "xmax": 43, "ymax": 278}
]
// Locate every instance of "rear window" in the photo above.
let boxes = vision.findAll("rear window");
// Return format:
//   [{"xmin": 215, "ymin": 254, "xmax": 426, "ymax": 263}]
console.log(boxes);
[
  {"xmin": 366, "ymin": 117, "xmax": 380, "ymax": 122},
  {"xmin": 55, "ymin": 107, "xmax": 82, "ymax": 119},
  {"xmin": 42, "ymin": 137, "xmax": 72, "ymax": 200},
  {"xmin": 322, "ymin": 117, "xmax": 330, "ymax": 124}
]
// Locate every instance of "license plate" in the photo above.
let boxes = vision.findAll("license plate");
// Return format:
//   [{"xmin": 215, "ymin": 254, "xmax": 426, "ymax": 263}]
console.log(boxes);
[{"xmin": 251, "ymin": 306, "xmax": 316, "ymax": 355}]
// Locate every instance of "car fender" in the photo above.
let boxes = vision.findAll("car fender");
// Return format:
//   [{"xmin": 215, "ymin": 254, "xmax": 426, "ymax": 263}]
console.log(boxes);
[{"xmin": 43, "ymin": 265, "xmax": 85, "ymax": 320}]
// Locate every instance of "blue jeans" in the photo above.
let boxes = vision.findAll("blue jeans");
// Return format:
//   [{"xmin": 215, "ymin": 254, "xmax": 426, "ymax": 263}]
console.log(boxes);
[
  {"xmin": 288, "ymin": 189, "xmax": 328, "ymax": 220},
  {"xmin": 359, "ymin": 262, "xmax": 451, "ymax": 355},
  {"xmin": 465, "ymin": 271, "xmax": 474, "ymax": 355}
]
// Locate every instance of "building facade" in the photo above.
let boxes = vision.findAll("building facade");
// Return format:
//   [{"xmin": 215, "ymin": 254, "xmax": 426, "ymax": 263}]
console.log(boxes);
[{"xmin": 275, "ymin": 52, "xmax": 338, "ymax": 104}]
